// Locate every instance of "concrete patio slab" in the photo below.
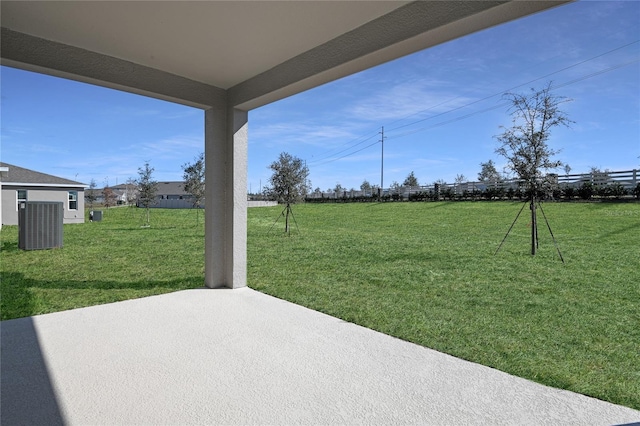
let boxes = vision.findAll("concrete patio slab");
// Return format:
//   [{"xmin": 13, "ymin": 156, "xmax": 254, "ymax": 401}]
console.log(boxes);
[{"xmin": 2, "ymin": 288, "xmax": 639, "ymax": 425}]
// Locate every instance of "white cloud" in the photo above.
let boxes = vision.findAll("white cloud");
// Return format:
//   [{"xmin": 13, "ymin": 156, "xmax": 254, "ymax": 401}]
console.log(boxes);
[
  {"xmin": 139, "ymin": 135, "xmax": 203, "ymax": 158},
  {"xmin": 346, "ymin": 79, "xmax": 475, "ymax": 123},
  {"xmin": 250, "ymin": 122, "xmax": 362, "ymax": 149}
]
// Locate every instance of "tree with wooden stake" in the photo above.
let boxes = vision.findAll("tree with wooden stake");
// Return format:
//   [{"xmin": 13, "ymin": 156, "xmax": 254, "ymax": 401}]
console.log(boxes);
[
  {"xmin": 266, "ymin": 152, "xmax": 310, "ymax": 234},
  {"xmin": 494, "ymin": 82, "xmax": 572, "ymax": 259},
  {"xmin": 136, "ymin": 161, "xmax": 158, "ymax": 227},
  {"xmin": 182, "ymin": 152, "xmax": 205, "ymax": 225}
]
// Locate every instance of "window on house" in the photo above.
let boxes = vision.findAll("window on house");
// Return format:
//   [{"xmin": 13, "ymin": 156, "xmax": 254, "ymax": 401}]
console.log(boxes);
[
  {"xmin": 68, "ymin": 191, "xmax": 78, "ymax": 210},
  {"xmin": 17, "ymin": 189, "xmax": 27, "ymax": 210}
]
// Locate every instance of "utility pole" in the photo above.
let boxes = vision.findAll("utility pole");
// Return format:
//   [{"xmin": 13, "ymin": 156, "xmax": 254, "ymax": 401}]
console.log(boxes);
[{"xmin": 380, "ymin": 126, "xmax": 385, "ymax": 192}]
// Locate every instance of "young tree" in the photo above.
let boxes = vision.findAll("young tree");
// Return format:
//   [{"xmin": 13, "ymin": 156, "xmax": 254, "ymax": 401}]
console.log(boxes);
[
  {"xmin": 85, "ymin": 178, "xmax": 98, "ymax": 209},
  {"xmin": 102, "ymin": 187, "xmax": 117, "ymax": 208},
  {"xmin": 182, "ymin": 152, "xmax": 205, "ymax": 224},
  {"xmin": 403, "ymin": 171, "xmax": 419, "ymax": 187},
  {"xmin": 477, "ymin": 160, "xmax": 502, "ymax": 184},
  {"xmin": 136, "ymin": 161, "xmax": 158, "ymax": 227},
  {"xmin": 266, "ymin": 152, "xmax": 310, "ymax": 233},
  {"xmin": 495, "ymin": 82, "xmax": 572, "ymax": 255},
  {"xmin": 360, "ymin": 179, "xmax": 372, "ymax": 195}
]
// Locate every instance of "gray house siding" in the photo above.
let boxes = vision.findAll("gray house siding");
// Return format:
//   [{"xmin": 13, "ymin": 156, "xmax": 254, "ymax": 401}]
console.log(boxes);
[
  {"xmin": 0, "ymin": 163, "xmax": 86, "ymax": 225},
  {"xmin": 149, "ymin": 181, "xmax": 203, "ymax": 209},
  {"xmin": 2, "ymin": 185, "xmax": 86, "ymax": 225}
]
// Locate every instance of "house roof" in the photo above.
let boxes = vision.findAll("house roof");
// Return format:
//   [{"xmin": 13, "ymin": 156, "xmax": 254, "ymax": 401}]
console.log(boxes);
[
  {"xmin": 154, "ymin": 182, "xmax": 187, "ymax": 196},
  {"xmin": 0, "ymin": 162, "xmax": 86, "ymax": 188},
  {"xmin": 111, "ymin": 181, "xmax": 186, "ymax": 196}
]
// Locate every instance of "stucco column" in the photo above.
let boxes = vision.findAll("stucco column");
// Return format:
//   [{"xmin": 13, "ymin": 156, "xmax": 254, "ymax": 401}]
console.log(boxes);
[{"xmin": 204, "ymin": 103, "xmax": 248, "ymax": 289}]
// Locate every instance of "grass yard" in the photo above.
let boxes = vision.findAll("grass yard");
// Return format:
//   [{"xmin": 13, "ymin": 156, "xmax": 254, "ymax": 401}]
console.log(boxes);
[
  {"xmin": 247, "ymin": 201, "xmax": 640, "ymax": 410},
  {"xmin": 1, "ymin": 207, "xmax": 205, "ymax": 319},
  {"xmin": 1, "ymin": 201, "xmax": 639, "ymax": 409}
]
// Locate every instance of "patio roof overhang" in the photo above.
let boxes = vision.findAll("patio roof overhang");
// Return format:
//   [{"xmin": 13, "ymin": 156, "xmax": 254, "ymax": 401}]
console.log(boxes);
[
  {"xmin": 0, "ymin": 1, "xmax": 571, "ymax": 288},
  {"xmin": 1, "ymin": 1, "xmax": 568, "ymax": 110}
]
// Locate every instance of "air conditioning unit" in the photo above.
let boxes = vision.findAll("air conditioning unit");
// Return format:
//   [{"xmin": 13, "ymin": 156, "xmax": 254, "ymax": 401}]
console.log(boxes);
[{"xmin": 18, "ymin": 202, "xmax": 64, "ymax": 250}]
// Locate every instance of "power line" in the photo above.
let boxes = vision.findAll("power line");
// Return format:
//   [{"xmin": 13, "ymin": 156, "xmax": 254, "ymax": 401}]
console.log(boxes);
[
  {"xmin": 386, "ymin": 40, "xmax": 640, "ymax": 134},
  {"xmin": 305, "ymin": 40, "xmax": 639, "ymax": 166},
  {"xmin": 380, "ymin": 126, "xmax": 385, "ymax": 190},
  {"xmin": 386, "ymin": 58, "xmax": 639, "ymax": 141},
  {"xmin": 311, "ymin": 139, "xmax": 381, "ymax": 166},
  {"xmin": 306, "ymin": 131, "xmax": 379, "ymax": 165}
]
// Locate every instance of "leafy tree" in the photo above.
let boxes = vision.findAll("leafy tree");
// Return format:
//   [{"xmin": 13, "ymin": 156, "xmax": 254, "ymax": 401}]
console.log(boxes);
[
  {"xmin": 495, "ymin": 82, "xmax": 572, "ymax": 255},
  {"xmin": 403, "ymin": 171, "xmax": 419, "ymax": 187},
  {"xmin": 266, "ymin": 152, "xmax": 310, "ymax": 233},
  {"xmin": 267, "ymin": 152, "xmax": 310, "ymax": 203},
  {"xmin": 334, "ymin": 183, "xmax": 344, "ymax": 196},
  {"xmin": 495, "ymin": 83, "xmax": 571, "ymax": 193},
  {"xmin": 136, "ymin": 161, "xmax": 158, "ymax": 227},
  {"xmin": 102, "ymin": 187, "xmax": 117, "ymax": 208},
  {"xmin": 477, "ymin": 160, "xmax": 502, "ymax": 184},
  {"xmin": 85, "ymin": 178, "xmax": 98, "ymax": 209},
  {"xmin": 360, "ymin": 179, "xmax": 372, "ymax": 195},
  {"xmin": 182, "ymin": 152, "xmax": 206, "ymax": 224}
]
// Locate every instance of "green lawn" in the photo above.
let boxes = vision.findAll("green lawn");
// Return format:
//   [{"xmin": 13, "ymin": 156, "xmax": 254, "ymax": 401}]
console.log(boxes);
[
  {"xmin": 2, "ymin": 202, "xmax": 639, "ymax": 409},
  {"xmin": 1, "ymin": 207, "xmax": 205, "ymax": 319}
]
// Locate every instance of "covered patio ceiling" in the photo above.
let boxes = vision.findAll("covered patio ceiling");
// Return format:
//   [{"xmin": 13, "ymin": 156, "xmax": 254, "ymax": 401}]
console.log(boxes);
[{"xmin": 1, "ymin": 1, "xmax": 569, "ymax": 110}]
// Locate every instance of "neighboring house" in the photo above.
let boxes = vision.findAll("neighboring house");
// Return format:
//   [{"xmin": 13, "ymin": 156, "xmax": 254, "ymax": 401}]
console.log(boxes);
[
  {"xmin": 151, "ymin": 181, "xmax": 201, "ymax": 209},
  {"xmin": 89, "ymin": 181, "xmax": 201, "ymax": 209},
  {"xmin": 92, "ymin": 185, "xmax": 132, "ymax": 206},
  {"xmin": 0, "ymin": 162, "xmax": 87, "ymax": 226}
]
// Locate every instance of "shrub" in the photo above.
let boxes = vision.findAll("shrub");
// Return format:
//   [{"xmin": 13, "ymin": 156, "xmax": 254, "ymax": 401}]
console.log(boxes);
[
  {"xmin": 483, "ymin": 187, "xmax": 496, "ymax": 200},
  {"xmin": 441, "ymin": 187, "xmax": 454, "ymax": 200},
  {"xmin": 505, "ymin": 187, "xmax": 514, "ymax": 200},
  {"xmin": 514, "ymin": 188, "xmax": 525, "ymax": 200},
  {"xmin": 563, "ymin": 186, "xmax": 576, "ymax": 199},
  {"xmin": 608, "ymin": 183, "xmax": 627, "ymax": 199},
  {"xmin": 578, "ymin": 182, "xmax": 594, "ymax": 200}
]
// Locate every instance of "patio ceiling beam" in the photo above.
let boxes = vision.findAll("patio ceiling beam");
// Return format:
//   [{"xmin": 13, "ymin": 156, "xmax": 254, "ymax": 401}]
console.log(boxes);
[
  {"xmin": 229, "ymin": 0, "xmax": 570, "ymax": 110},
  {"xmin": 0, "ymin": 27, "xmax": 225, "ymax": 110}
]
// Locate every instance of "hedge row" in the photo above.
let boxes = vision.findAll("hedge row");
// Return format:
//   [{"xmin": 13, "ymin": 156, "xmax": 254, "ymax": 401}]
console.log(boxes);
[{"xmin": 306, "ymin": 182, "xmax": 640, "ymax": 203}]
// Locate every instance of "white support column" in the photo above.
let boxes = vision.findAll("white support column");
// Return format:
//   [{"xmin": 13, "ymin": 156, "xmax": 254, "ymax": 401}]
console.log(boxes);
[{"xmin": 204, "ymin": 102, "xmax": 248, "ymax": 289}]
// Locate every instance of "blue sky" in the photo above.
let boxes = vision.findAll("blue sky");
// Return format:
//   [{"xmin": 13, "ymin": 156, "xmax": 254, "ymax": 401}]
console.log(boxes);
[{"xmin": 1, "ymin": 1, "xmax": 639, "ymax": 192}]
